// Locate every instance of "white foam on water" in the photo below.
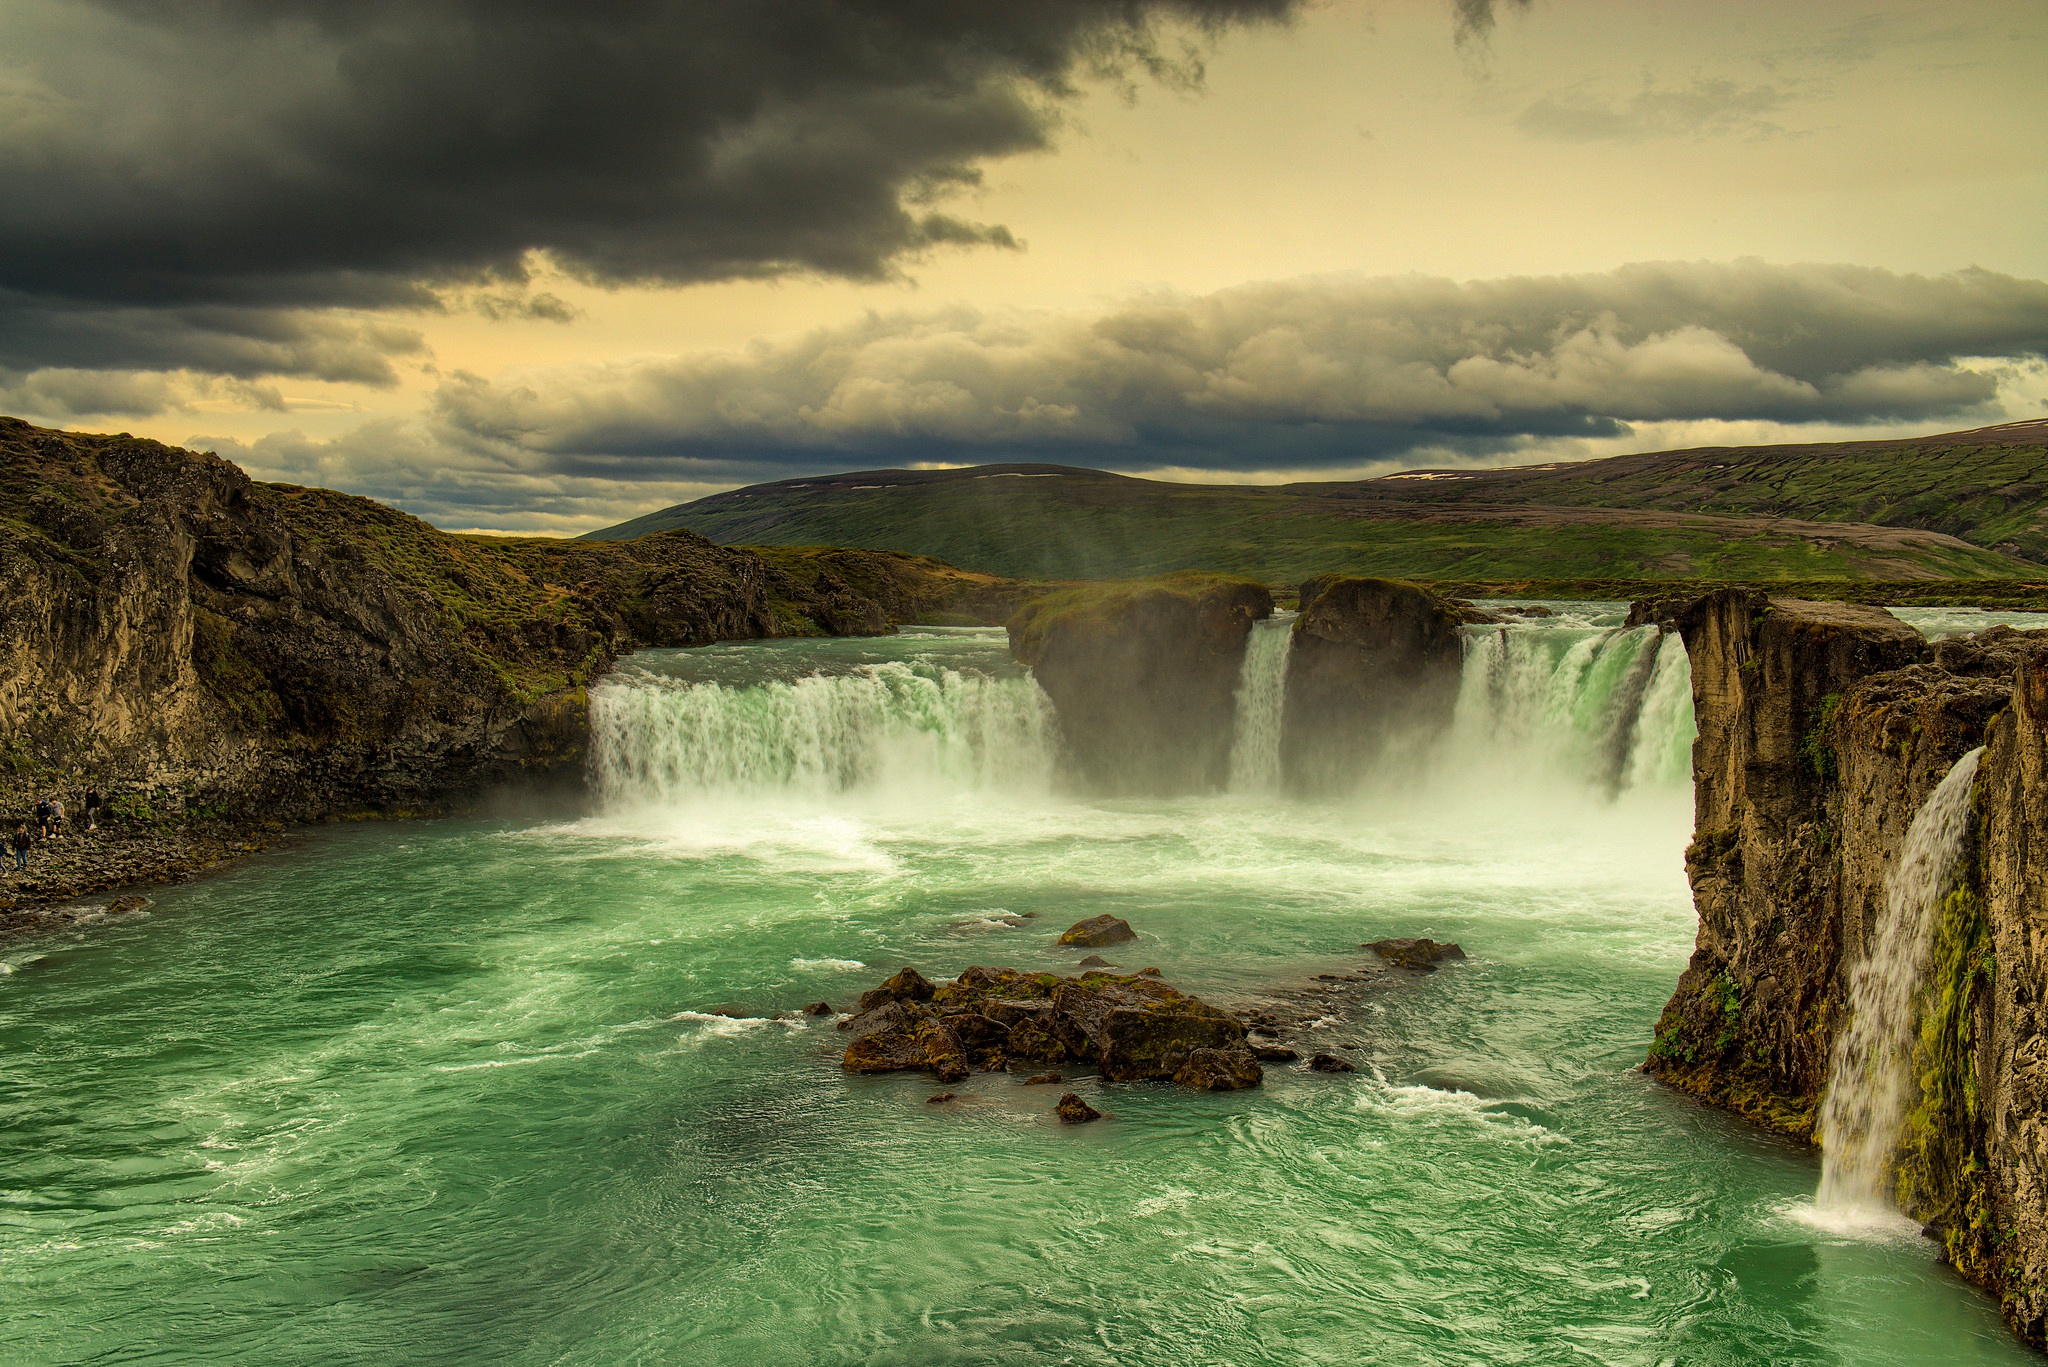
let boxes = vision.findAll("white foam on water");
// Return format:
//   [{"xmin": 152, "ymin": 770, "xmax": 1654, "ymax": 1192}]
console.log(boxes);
[{"xmin": 790, "ymin": 958, "xmax": 866, "ymax": 971}]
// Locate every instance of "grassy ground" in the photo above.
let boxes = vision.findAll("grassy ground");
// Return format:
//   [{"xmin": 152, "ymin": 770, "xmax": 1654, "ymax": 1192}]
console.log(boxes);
[{"xmin": 586, "ymin": 425, "xmax": 2048, "ymax": 584}]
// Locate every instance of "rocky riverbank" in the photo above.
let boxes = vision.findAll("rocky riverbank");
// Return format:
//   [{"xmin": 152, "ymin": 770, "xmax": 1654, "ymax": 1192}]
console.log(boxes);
[{"xmin": 0, "ymin": 816, "xmax": 285, "ymax": 938}]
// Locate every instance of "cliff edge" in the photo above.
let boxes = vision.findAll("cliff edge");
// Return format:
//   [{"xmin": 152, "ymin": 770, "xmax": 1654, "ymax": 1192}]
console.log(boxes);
[{"xmin": 0, "ymin": 419, "xmax": 1019, "ymax": 828}]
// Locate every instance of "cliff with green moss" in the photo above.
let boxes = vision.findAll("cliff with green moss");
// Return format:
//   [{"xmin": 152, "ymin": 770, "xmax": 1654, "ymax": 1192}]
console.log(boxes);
[
  {"xmin": 1639, "ymin": 588, "xmax": 2048, "ymax": 1344},
  {"xmin": 0, "ymin": 418, "xmax": 1019, "ymax": 822}
]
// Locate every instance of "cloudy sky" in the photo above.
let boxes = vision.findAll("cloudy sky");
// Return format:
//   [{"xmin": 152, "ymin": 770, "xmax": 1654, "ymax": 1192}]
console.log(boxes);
[{"xmin": 4, "ymin": 0, "xmax": 2046, "ymax": 532}]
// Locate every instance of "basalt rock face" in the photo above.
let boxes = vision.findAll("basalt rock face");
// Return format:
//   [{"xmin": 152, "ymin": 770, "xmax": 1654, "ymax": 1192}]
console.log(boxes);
[
  {"xmin": 1007, "ymin": 575, "xmax": 1272, "ymax": 795},
  {"xmin": 1279, "ymin": 577, "xmax": 1467, "ymax": 794},
  {"xmin": 1969, "ymin": 640, "xmax": 2048, "ymax": 1342},
  {"xmin": 1644, "ymin": 586, "xmax": 2048, "ymax": 1346},
  {"xmin": 1644, "ymin": 591, "xmax": 1932, "ymax": 1134},
  {"xmin": 0, "ymin": 419, "xmax": 1010, "ymax": 824}
]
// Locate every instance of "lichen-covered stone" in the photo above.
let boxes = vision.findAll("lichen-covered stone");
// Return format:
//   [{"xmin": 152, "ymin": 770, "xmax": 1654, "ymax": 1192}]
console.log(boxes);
[
  {"xmin": 1058, "ymin": 915, "xmax": 1136, "ymax": 947},
  {"xmin": 838, "ymin": 963, "xmax": 1256, "ymax": 1092},
  {"xmin": 857, "ymin": 966, "xmax": 937, "ymax": 1012},
  {"xmin": 1055, "ymin": 1093, "xmax": 1102, "ymax": 1124},
  {"xmin": 1173, "ymin": 1047, "xmax": 1263, "ymax": 1091}
]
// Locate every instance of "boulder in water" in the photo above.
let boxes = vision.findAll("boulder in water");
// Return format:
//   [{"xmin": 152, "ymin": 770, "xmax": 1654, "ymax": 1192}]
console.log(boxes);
[
  {"xmin": 1055, "ymin": 1092, "xmax": 1102, "ymax": 1124},
  {"xmin": 1076, "ymin": 954, "xmax": 1115, "ymax": 968},
  {"xmin": 1059, "ymin": 915, "xmax": 1136, "ymax": 947},
  {"xmin": 1307, "ymin": 1052, "xmax": 1356, "ymax": 1073},
  {"xmin": 800, "ymin": 1001, "xmax": 834, "ymax": 1016},
  {"xmin": 1365, "ymin": 938, "xmax": 1466, "ymax": 972},
  {"xmin": 839, "ymin": 962, "xmax": 1255, "ymax": 1090},
  {"xmin": 1248, "ymin": 1040, "xmax": 1299, "ymax": 1062},
  {"xmin": 1023, "ymin": 1072, "xmax": 1063, "ymax": 1085},
  {"xmin": 858, "ymin": 966, "xmax": 937, "ymax": 1012},
  {"xmin": 926, "ymin": 1092, "xmax": 957, "ymax": 1105},
  {"xmin": 1173, "ymin": 1046, "xmax": 1264, "ymax": 1091}
]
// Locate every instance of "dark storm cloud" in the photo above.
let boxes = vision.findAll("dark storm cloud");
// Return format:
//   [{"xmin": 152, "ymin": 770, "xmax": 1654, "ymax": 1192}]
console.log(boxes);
[
  {"xmin": 0, "ymin": 0, "xmax": 1294, "ymax": 377},
  {"xmin": 1452, "ymin": 0, "xmax": 1531, "ymax": 48},
  {"xmin": 429, "ymin": 261, "xmax": 2048, "ymax": 467}
]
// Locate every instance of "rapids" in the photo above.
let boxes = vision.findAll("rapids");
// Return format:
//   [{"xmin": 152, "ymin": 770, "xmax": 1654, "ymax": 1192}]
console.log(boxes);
[{"xmin": 0, "ymin": 612, "xmax": 2032, "ymax": 1364}]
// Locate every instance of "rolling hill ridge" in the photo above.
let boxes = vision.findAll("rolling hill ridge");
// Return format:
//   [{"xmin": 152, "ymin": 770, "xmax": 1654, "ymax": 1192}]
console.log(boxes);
[{"xmin": 583, "ymin": 421, "xmax": 2048, "ymax": 584}]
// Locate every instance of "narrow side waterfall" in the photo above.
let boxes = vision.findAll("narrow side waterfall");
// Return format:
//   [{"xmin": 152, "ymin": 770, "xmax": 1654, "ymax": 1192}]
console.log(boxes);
[
  {"xmin": 590, "ymin": 656, "xmax": 1057, "ymax": 804},
  {"xmin": 1449, "ymin": 619, "xmax": 1697, "ymax": 795},
  {"xmin": 1226, "ymin": 613, "xmax": 1294, "ymax": 792},
  {"xmin": 1816, "ymin": 746, "xmax": 1985, "ymax": 1217}
]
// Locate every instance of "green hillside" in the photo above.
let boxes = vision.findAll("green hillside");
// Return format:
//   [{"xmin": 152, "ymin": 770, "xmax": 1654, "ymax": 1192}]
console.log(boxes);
[{"xmin": 582, "ymin": 422, "xmax": 2048, "ymax": 584}]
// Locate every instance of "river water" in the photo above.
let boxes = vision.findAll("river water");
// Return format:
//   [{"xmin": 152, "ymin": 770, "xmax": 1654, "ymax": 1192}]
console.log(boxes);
[{"xmin": 0, "ymin": 611, "xmax": 2032, "ymax": 1364}]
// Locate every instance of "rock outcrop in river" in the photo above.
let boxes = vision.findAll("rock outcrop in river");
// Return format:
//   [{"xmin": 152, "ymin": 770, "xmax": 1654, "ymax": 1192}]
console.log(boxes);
[
  {"xmin": 1007, "ymin": 574, "xmax": 1272, "ymax": 794},
  {"xmin": 1641, "ymin": 587, "xmax": 2048, "ymax": 1345},
  {"xmin": 839, "ymin": 964, "xmax": 1262, "ymax": 1090},
  {"xmin": 1280, "ymin": 577, "xmax": 1470, "ymax": 794},
  {"xmin": 0, "ymin": 419, "xmax": 1022, "ymax": 824}
]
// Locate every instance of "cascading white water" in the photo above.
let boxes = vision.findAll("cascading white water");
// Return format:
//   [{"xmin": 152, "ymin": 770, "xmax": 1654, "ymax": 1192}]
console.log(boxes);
[
  {"xmin": 1816, "ymin": 746, "xmax": 1985, "ymax": 1218},
  {"xmin": 590, "ymin": 657, "xmax": 1058, "ymax": 804},
  {"xmin": 1449, "ymin": 617, "xmax": 1696, "ymax": 795},
  {"xmin": 1226, "ymin": 613, "xmax": 1294, "ymax": 793}
]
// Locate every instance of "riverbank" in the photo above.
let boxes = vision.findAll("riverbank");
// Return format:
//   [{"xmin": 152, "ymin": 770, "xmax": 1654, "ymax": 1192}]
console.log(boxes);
[{"xmin": 0, "ymin": 818, "xmax": 291, "ymax": 939}]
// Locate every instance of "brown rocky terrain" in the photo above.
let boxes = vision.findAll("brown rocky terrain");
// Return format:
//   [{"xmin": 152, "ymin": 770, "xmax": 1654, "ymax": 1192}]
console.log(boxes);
[
  {"xmin": 836, "ymin": 963, "xmax": 1263, "ymax": 1091},
  {"xmin": 1639, "ymin": 587, "xmax": 2048, "ymax": 1345},
  {"xmin": 0, "ymin": 419, "xmax": 1023, "ymax": 908},
  {"xmin": 1006, "ymin": 573, "xmax": 1271, "ymax": 794}
]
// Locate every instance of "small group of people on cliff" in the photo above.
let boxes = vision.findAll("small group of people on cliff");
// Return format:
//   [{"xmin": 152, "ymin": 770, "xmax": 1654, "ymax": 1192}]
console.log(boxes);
[{"xmin": 9, "ymin": 790, "xmax": 102, "ymax": 870}]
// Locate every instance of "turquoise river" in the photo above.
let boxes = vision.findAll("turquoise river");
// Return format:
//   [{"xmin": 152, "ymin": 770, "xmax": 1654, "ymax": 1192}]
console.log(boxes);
[{"xmin": 4, "ymin": 607, "xmax": 2044, "ymax": 1364}]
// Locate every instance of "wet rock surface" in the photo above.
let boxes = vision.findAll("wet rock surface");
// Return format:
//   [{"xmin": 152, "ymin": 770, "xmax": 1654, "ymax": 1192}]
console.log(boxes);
[
  {"xmin": 1059, "ymin": 915, "xmax": 1136, "ymax": 947},
  {"xmin": 1054, "ymin": 1093, "xmax": 1102, "ymax": 1124},
  {"xmin": 1307, "ymin": 1053, "xmax": 1357, "ymax": 1074},
  {"xmin": 836, "ymin": 963, "xmax": 1255, "ymax": 1090},
  {"xmin": 1365, "ymin": 938, "xmax": 1466, "ymax": 972}
]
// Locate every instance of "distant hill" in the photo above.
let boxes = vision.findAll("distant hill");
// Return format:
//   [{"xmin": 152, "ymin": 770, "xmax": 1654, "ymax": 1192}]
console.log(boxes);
[{"xmin": 581, "ymin": 421, "xmax": 2048, "ymax": 584}]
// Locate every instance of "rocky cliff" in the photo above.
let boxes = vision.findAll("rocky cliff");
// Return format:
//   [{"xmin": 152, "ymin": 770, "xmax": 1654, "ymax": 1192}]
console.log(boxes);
[
  {"xmin": 0, "ymin": 419, "xmax": 1019, "ymax": 824},
  {"xmin": 1641, "ymin": 587, "xmax": 2048, "ymax": 1344},
  {"xmin": 1279, "ymin": 577, "xmax": 1473, "ymax": 795},
  {"xmin": 1006, "ymin": 573, "xmax": 1272, "ymax": 794}
]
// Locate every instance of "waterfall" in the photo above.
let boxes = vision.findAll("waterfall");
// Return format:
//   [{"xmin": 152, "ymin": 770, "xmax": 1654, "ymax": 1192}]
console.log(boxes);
[
  {"xmin": 1448, "ymin": 620, "xmax": 1696, "ymax": 795},
  {"xmin": 1816, "ymin": 746, "xmax": 1985, "ymax": 1218},
  {"xmin": 590, "ymin": 658, "xmax": 1057, "ymax": 805},
  {"xmin": 1227, "ymin": 614, "xmax": 1294, "ymax": 792}
]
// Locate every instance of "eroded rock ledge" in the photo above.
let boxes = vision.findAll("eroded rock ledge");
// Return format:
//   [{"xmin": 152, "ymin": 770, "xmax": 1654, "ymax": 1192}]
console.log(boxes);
[{"xmin": 1641, "ymin": 587, "xmax": 2048, "ymax": 1345}]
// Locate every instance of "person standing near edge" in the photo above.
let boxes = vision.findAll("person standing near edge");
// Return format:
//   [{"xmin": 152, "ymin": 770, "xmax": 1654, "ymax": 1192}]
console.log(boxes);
[
  {"xmin": 10, "ymin": 822, "xmax": 29, "ymax": 870},
  {"xmin": 34, "ymin": 796, "xmax": 51, "ymax": 840},
  {"xmin": 83, "ymin": 789, "xmax": 100, "ymax": 832}
]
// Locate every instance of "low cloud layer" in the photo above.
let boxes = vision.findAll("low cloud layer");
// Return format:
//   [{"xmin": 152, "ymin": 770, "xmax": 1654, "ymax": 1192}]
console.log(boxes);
[
  {"xmin": 203, "ymin": 260, "xmax": 2048, "ymax": 531},
  {"xmin": 0, "ymin": 0, "xmax": 1292, "ymax": 378}
]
